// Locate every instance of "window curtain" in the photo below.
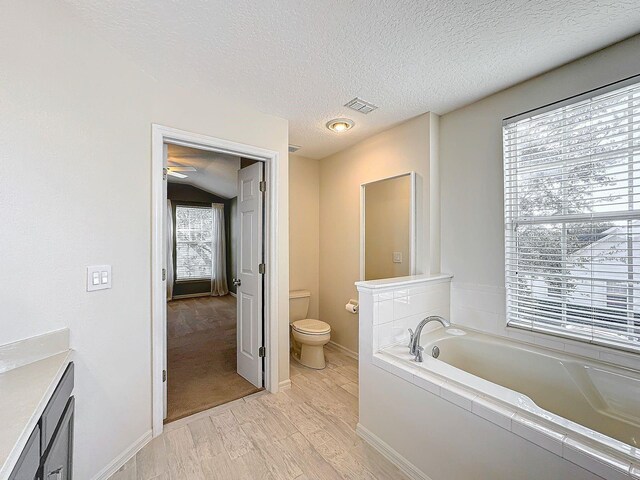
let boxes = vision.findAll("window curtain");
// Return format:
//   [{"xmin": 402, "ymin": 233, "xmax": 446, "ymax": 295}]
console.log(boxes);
[
  {"xmin": 211, "ymin": 203, "xmax": 229, "ymax": 296},
  {"xmin": 166, "ymin": 199, "xmax": 174, "ymax": 300}
]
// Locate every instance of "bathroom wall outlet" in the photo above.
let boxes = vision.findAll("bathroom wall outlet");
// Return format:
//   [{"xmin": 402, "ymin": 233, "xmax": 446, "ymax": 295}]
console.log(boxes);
[
  {"xmin": 393, "ymin": 252, "xmax": 403, "ymax": 263},
  {"xmin": 87, "ymin": 265, "xmax": 112, "ymax": 291}
]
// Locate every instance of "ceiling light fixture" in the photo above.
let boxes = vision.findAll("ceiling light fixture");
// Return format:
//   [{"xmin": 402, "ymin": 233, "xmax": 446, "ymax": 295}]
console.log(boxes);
[{"xmin": 326, "ymin": 118, "xmax": 354, "ymax": 133}]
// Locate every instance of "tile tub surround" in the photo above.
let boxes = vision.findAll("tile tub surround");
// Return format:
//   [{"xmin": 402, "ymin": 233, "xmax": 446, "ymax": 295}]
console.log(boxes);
[
  {"xmin": 362, "ymin": 274, "xmax": 452, "ymax": 353},
  {"xmin": 450, "ymin": 281, "xmax": 640, "ymax": 372},
  {"xmin": 357, "ymin": 276, "xmax": 640, "ymax": 480},
  {"xmin": 0, "ymin": 330, "xmax": 72, "ymax": 478}
]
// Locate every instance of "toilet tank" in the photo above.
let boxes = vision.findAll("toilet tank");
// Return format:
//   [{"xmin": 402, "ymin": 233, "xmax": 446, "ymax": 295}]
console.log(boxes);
[{"xmin": 289, "ymin": 290, "xmax": 311, "ymax": 322}]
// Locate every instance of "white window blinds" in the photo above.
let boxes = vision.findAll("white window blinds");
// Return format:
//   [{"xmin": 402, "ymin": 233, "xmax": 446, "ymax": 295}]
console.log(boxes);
[
  {"xmin": 175, "ymin": 205, "xmax": 213, "ymax": 281},
  {"xmin": 503, "ymin": 76, "xmax": 640, "ymax": 352}
]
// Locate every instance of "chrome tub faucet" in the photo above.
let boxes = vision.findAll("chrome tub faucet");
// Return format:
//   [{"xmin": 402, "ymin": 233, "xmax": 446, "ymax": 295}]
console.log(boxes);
[{"xmin": 408, "ymin": 315, "xmax": 450, "ymax": 362}]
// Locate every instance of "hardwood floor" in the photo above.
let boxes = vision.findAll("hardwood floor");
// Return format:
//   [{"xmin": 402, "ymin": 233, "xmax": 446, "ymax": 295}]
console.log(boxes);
[
  {"xmin": 110, "ymin": 346, "xmax": 409, "ymax": 480},
  {"xmin": 166, "ymin": 295, "xmax": 261, "ymax": 423}
]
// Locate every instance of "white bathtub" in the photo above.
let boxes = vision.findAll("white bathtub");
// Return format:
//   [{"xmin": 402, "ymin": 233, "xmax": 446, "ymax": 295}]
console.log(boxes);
[{"xmin": 379, "ymin": 326, "xmax": 640, "ymax": 474}]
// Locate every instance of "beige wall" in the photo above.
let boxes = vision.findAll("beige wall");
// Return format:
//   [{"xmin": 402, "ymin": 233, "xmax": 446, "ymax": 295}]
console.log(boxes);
[
  {"xmin": 289, "ymin": 155, "xmax": 320, "ymax": 319},
  {"xmin": 0, "ymin": 2, "xmax": 289, "ymax": 478},
  {"xmin": 319, "ymin": 113, "xmax": 439, "ymax": 352},
  {"xmin": 364, "ymin": 175, "xmax": 411, "ymax": 280}
]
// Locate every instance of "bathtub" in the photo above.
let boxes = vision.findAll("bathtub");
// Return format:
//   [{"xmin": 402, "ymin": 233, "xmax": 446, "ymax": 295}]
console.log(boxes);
[{"xmin": 378, "ymin": 326, "xmax": 640, "ymax": 473}]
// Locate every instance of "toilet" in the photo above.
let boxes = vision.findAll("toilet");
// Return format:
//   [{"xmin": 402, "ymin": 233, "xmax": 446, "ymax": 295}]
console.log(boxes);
[{"xmin": 289, "ymin": 290, "xmax": 331, "ymax": 369}]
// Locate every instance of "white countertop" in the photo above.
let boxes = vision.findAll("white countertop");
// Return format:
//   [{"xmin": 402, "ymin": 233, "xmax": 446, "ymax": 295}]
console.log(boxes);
[{"xmin": 0, "ymin": 332, "xmax": 71, "ymax": 479}]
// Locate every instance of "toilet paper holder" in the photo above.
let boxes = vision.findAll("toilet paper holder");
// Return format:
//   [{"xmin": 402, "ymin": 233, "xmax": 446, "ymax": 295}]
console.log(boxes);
[{"xmin": 345, "ymin": 299, "xmax": 359, "ymax": 314}]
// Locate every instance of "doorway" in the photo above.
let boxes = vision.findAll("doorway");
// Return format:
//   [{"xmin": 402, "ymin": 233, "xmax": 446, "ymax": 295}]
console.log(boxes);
[
  {"xmin": 164, "ymin": 146, "xmax": 264, "ymax": 422},
  {"xmin": 151, "ymin": 125, "xmax": 280, "ymax": 436}
]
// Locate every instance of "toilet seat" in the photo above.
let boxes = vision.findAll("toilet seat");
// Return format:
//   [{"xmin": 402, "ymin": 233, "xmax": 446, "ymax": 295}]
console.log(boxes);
[{"xmin": 292, "ymin": 319, "xmax": 331, "ymax": 335}]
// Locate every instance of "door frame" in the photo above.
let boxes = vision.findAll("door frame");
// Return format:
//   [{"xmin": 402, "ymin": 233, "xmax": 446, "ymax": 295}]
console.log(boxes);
[{"xmin": 151, "ymin": 124, "xmax": 280, "ymax": 437}]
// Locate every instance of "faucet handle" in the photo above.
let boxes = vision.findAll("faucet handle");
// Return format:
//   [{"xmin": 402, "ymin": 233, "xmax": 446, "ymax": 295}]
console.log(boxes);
[
  {"xmin": 414, "ymin": 345, "xmax": 424, "ymax": 363},
  {"xmin": 407, "ymin": 328, "xmax": 414, "ymax": 349}
]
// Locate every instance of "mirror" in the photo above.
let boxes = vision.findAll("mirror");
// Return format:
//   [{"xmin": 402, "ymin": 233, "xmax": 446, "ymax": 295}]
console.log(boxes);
[{"xmin": 361, "ymin": 172, "xmax": 416, "ymax": 281}]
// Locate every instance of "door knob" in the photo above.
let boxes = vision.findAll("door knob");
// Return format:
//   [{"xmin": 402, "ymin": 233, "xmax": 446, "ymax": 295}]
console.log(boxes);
[{"xmin": 232, "ymin": 278, "xmax": 241, "ymax": 286}]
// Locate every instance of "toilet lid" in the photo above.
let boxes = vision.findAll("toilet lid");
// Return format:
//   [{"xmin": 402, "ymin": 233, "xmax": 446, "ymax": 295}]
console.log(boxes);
[{"xmin": 292, "ymin": 319, "xmax": 331, "ymax": 335}]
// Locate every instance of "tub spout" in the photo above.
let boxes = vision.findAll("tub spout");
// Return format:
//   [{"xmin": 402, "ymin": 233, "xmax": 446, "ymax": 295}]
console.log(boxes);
[{"xmin": 408, "ymin": 315, "xmax": 451, "ymax": 359}]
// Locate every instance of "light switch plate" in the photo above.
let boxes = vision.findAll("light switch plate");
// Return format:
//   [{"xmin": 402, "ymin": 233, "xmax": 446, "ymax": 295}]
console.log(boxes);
[
  {"xmin": 87, "ymin": 265, "xmax": 112, "ymax": 291},
  {"xmin": 393, "ymin": 252, "xmax": 403, "ymax": 263}
]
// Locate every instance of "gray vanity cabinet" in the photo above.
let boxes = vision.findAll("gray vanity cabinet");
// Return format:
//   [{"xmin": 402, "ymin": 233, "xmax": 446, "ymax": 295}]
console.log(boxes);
[
  {"xmin": 41, "ymin": 397, "xmax": 74, "ymax": 480},
  {"xmin": 8, "ymin": 426, "xmax": 40, "ymax": 480},
  {"xmin": 9, "ymin": 362, "xmax": 74, "ymax": 480}
]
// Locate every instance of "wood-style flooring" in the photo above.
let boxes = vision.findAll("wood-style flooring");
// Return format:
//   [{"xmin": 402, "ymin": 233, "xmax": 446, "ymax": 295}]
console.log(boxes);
[
  {"xmin": 166, "ymin": 296, "xmax": 261, "ymax": 423},
  {"xmin": 110, "ymin": 347, "xmax": 409, "ymax": 480}
]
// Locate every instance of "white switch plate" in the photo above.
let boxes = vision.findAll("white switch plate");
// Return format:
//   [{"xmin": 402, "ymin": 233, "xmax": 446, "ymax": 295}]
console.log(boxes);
[
  {"xmin": 393, "ymin": 252, "xmax": 403, "ymax": 263},
  {"xmin": 87, "ymin": 265, "xmax": 111, "ymax": 291}
]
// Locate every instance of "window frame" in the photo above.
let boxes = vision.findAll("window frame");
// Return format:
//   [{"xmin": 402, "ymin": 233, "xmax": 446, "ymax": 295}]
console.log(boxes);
[
  {"xmin": 173, "ymin": 202, "xmax": 214, "ymax": 282},
  {"xmin": 502, "ymin": 74, "xmax": 640, "ymax": 353}
]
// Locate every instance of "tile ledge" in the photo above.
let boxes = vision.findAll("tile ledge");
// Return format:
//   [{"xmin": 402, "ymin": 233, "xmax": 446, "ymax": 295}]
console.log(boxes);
[{"xmin": 356, "ymin": 274, "xmax": 453, "ymax": 292}]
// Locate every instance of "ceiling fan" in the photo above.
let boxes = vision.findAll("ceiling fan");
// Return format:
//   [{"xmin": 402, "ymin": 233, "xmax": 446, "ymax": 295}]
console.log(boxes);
[{"xmin": 166, "ymin": 165, "xmax": 196, "ymax": 179}]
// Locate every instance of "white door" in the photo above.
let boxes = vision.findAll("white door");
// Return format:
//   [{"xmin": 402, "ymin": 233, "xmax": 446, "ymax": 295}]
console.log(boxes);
[{"xmin": 236, "ymin": 162, "xmax": 263, "ymax": 387}]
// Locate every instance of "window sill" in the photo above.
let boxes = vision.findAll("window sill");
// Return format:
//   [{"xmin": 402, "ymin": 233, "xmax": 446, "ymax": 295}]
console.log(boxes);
[{"xmin": 506, "ymin": 322, "xmax": 640, "ymax": 359}]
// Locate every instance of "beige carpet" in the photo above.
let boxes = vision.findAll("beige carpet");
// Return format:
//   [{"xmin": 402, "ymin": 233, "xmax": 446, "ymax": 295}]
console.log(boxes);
[{"xmin": 166, "ymin": 295, "xmax": 261, "ymax": 423}]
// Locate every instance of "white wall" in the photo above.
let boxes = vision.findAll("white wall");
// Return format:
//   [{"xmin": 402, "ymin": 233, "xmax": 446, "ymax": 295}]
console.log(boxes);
[
  {"xmin": 440, "ymin": 34, "xmax": 640, "ymax": 364},
  {"xmin": 319, "ymin": 113, "xmax": 440, "ymax": 353},
  {"xmin": 0, "ymin": 2, "xmax": 289, "ymax": 478},
  {"xmin": 289, "ymin": 154, "xmax": 320, "ymax": 319}
]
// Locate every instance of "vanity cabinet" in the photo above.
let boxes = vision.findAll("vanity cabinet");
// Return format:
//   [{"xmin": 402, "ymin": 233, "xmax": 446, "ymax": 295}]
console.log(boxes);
[
  {"xmin": 8, "ymin": 426, "xmax": 40, "ymax": 480},
  {"xmin": 9, "ymin": 363, "xmax": 74, "ymax": 480},
  {"xmin": 41, "ymin": 397, "xmax": 74, "ymax": 480}
]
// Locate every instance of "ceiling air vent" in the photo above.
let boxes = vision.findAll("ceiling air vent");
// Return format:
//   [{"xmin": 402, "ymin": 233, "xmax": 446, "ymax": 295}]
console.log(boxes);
[
  {"xmin": 288, "ymin": 144, "xmax": 301, "ymax": 153},
  {"xmin": 345, "ymin": 97, "xmax": 378, "ymax": 114}
]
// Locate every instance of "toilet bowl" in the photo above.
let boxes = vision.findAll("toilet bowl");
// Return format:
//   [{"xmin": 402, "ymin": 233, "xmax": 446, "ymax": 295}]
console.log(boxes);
[
  {"xmin": 289, "ymin": 290, "xmax": 331, "ymax": 369},
  {"xmin": 291, "ymin": 319, "xmax": 331, "ymax": 369}
]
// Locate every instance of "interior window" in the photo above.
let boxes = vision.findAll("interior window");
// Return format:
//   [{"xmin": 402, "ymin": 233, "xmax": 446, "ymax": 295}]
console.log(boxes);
[
  {"xmin": 175, "ymin": 205, "xmax": 213, "ymax": 281},
  {"xmin": 503, "ymin": 77, "xmax": 640, "ymax": 351}
]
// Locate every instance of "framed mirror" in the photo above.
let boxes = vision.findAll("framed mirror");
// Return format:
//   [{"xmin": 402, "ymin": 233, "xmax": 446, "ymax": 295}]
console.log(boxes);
[{"xmin": 360, "ymin": 172, "xmax": 417, "ymax": 281}]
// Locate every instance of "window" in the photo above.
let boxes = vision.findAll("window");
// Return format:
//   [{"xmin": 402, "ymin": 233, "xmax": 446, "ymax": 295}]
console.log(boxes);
[
  {"xmin": 503, "ymin": 76, "xmax": 640, "ymax": 351},
  {"xmin": 175, "ymin": 205, "xmax": 213, "ymax": 281}
]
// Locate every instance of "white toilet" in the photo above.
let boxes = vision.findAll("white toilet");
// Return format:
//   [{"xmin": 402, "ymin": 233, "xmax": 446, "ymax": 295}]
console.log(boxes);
[{"xmin": 289, "ymin": 290, "xmax": 331, "ymax": 369}]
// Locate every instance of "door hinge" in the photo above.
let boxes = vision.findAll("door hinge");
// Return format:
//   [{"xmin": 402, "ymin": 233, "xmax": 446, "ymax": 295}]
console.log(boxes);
[
  {"xmin": 162, "ymin": 369, "xmax": 167, "ymax": 382},
  {"xmin": 259, "ymin": 181, "xmax": 266, "ymax": 192},
  {"xmin": 259, "ymin": 263, "xmax": 265, "ymax": 275},
  {"xmin": 258, "ymin": 346, "xmax": 266, "ymax": 357},
  {"xmin": 163, "ymin": 168, "xmax": 168, "ymax": 180},
  {"xmin": 162, "ymin": 268, "xmax": 166, "ymax": 281}
]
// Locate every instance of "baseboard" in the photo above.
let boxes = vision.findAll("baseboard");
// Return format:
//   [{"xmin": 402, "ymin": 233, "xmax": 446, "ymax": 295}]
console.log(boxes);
[
  {"xmin": 91, "ymin": 430, "xmax": 152, "ymax": 480},
  {"xmin": 229, "ymin": 291, "xmax": 237, "ymax": 298},
  {"xmin": 356, "ymin": 423, "xmax": 432, "ymax": 480},
  {"xmin": 278, "ymin": 379, "xmax": 291, "ymax": 391},
  {"xmin": 327, "ymin": 341, "xmax": 359, "ymax": 360}
]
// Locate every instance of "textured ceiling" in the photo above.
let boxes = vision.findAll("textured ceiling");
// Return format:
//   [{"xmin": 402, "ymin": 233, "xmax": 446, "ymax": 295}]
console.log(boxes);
[
  {"xmin": 167, "ymin": 145, "xmax": 240, "ymax": 198},
  {"xmin": 64, "ymin": 0, "xmax": 640, "ymax": 159}
]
